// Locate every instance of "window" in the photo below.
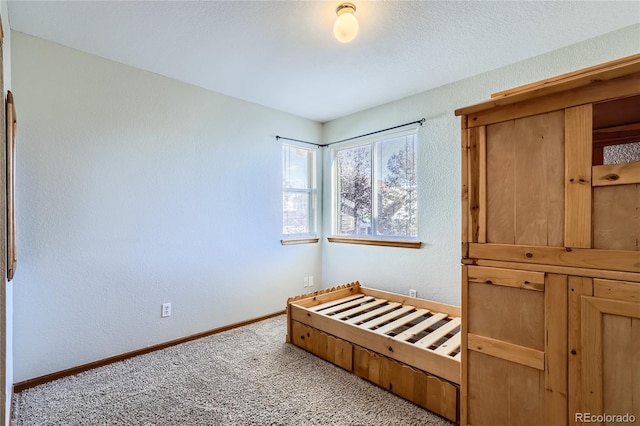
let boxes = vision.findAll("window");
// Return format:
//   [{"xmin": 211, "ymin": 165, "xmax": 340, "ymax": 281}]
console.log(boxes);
[
  {"xmin": 282, "ymin": 144, "xmax": 316, "ymax": 238},
  {"xmin": 334, "ymin": 132, "xmax": 417, "ymax": 239}
]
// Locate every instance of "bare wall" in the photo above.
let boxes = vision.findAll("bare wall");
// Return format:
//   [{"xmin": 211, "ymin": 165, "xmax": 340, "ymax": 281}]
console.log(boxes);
[{"xmin": 11, "ymin": 32, "xmax": 322, "ymax": 382}]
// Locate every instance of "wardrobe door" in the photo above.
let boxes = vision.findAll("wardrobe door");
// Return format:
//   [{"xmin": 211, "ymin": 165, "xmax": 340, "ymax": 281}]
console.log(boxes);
[
  {"xmin": 463, "ymin": 266, "xmax": 548, "ymax": 426},
  {"xmin": 577, "ymin": 279, "xmax": 640, "ymax": 425}
]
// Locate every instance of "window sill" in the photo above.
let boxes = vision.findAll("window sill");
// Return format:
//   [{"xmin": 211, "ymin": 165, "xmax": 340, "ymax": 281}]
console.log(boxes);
[
  {"xmin": 281, "ymin": 238, "xmax": 320, "ymax": 246},
  {"xmin": 327, "ymin": 236, "xmax": 422, "ymax": 249}
]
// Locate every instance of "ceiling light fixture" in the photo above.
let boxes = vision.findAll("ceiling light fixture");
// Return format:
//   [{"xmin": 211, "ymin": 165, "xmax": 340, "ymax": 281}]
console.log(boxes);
[{"xmin": 333, "ymin": 3, "xmax": 358, "ymax": 43}]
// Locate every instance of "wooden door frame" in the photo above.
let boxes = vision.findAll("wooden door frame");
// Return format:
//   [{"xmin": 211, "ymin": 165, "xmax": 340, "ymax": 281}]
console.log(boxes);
[{"xmin": 0, "ymin": 15, "xmax": 7, "ymax": 425}]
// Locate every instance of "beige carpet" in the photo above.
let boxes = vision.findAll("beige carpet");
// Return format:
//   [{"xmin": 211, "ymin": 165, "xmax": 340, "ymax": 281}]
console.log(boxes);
[{"xmin": 12, "ymin": 315, "xmax": 455, "ymax": 425}]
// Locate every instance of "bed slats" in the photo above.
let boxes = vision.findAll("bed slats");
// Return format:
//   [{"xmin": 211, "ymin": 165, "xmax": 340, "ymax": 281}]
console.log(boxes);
[
  {"xmin": 344, "ymin": 302, "xmax": 402, "ymax": 324},
  {"xmin": 393, "ymin": 312, "xmax": 448, "ymax": 342},
  {"xmin": 373, "ymin": 308, "xmax": 429, "ymax": 335},
  {"xmin": 361, "ymin": 306, "xmax": 415, "ymax": 330},
  {"xmin": 315, "ymin": 296, "xmax": 375, "ymax": 315},
  {"xmin": 414, "ymin": 318, "xmax": 461, "ymax": 349},
  {"xmin": 331, "ymin": 298, "xmax": 388, "ymax": 320},
  {"xmin": 310, "ymin": 293, "xmax": 462, "ymax": 359},
  {"xmin": 308, "ymin": 294, "xmax": 367, "ymax": 312}
]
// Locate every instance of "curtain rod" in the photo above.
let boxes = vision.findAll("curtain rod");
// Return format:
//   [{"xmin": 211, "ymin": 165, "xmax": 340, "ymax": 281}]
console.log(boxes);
[{"xmin": 276, "ymin": 118, "xmax": 425, "ymax": 148}]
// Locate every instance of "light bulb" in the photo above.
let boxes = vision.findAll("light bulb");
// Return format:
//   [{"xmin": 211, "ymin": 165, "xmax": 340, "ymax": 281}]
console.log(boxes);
[{"xmin": 333, "ymin": 4, "xmax": 358, "ymax": 43}]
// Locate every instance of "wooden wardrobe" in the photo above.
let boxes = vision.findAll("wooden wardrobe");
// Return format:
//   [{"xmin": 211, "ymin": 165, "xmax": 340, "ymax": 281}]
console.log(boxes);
[{"xmin": 457, "ymin": 54, "xmax": 640, "ymax": 426}]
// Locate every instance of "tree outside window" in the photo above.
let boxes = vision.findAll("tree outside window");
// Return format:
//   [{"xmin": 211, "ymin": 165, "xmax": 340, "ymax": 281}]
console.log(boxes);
[{"xmin": 335, "ymin": 133, "xmax": 417, "ymax": 238}]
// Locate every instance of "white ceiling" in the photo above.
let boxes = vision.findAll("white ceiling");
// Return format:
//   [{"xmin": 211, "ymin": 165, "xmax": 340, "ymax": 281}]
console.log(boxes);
[{"xmin": 7, "ymin": 1, "xmax": 640, "ymax": 122}]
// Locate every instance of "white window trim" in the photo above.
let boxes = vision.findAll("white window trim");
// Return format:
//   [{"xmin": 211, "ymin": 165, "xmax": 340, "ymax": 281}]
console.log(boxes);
[
  {"xmin": 282, "ymin": 142, "xmax": 320, "ymax": 241},
  {"xmin": 330, "ymin": 127, "xmax": 419, "ymax": 242}
]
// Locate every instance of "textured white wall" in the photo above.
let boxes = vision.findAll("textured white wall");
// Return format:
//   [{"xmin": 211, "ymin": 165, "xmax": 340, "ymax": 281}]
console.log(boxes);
[
  {"xmin": 321, "ymin": 24, "xmax": 640, "ymax": 306},
  {"xmin": 11, "ymin": 32, "xmax": 322, "ymax": 382},
  {"xmin": 604, "ymin": 142, "xmax": 640, "ymax": 164}
]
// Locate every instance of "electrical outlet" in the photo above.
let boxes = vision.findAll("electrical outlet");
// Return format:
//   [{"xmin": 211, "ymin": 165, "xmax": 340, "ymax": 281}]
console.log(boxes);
[
  {"xmin": 161, "ymin": 302, "xmax": 171, "ymax": 318},
  {"xmin": 308, "ymin": 276, "xmax": 314, "ymax": 287},
  {"xmin": 409, "ymin": 289, "xmax": 417, "ymax": 298},
  {"xmin": 303, "ymin": 277, "xmax": 309, "ymax": 287}
]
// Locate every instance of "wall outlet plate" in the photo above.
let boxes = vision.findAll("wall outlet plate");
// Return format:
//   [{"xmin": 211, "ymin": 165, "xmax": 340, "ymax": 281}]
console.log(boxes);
[
  {"xmin": 409, "ymin": 289, "xmax": 417, "ymax": 298},
  {"xmin": 161, "ymin": 302, "xmax": 171, "ymax": 318}
]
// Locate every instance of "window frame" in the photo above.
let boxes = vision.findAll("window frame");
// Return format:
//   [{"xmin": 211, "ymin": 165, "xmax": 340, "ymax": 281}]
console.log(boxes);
[
  {"xmin": 281, "ymin": 142, "xmax": 319, "ymax": 243},
  {"xmin": 330, "ymin": 128, "xmax": 419, "ymax": 245}
]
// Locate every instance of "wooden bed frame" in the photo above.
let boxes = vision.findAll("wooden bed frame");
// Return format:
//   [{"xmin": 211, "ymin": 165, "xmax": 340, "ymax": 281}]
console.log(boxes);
[{"xmin": 286, "ymin": 282, "xmax": 461, "ymax": 423}]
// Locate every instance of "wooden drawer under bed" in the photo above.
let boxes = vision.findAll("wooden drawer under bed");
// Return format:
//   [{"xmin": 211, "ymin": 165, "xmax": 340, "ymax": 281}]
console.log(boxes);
[{"xmin": 287, "ymin": 282, "xmax": 461, "ymax": 423}]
